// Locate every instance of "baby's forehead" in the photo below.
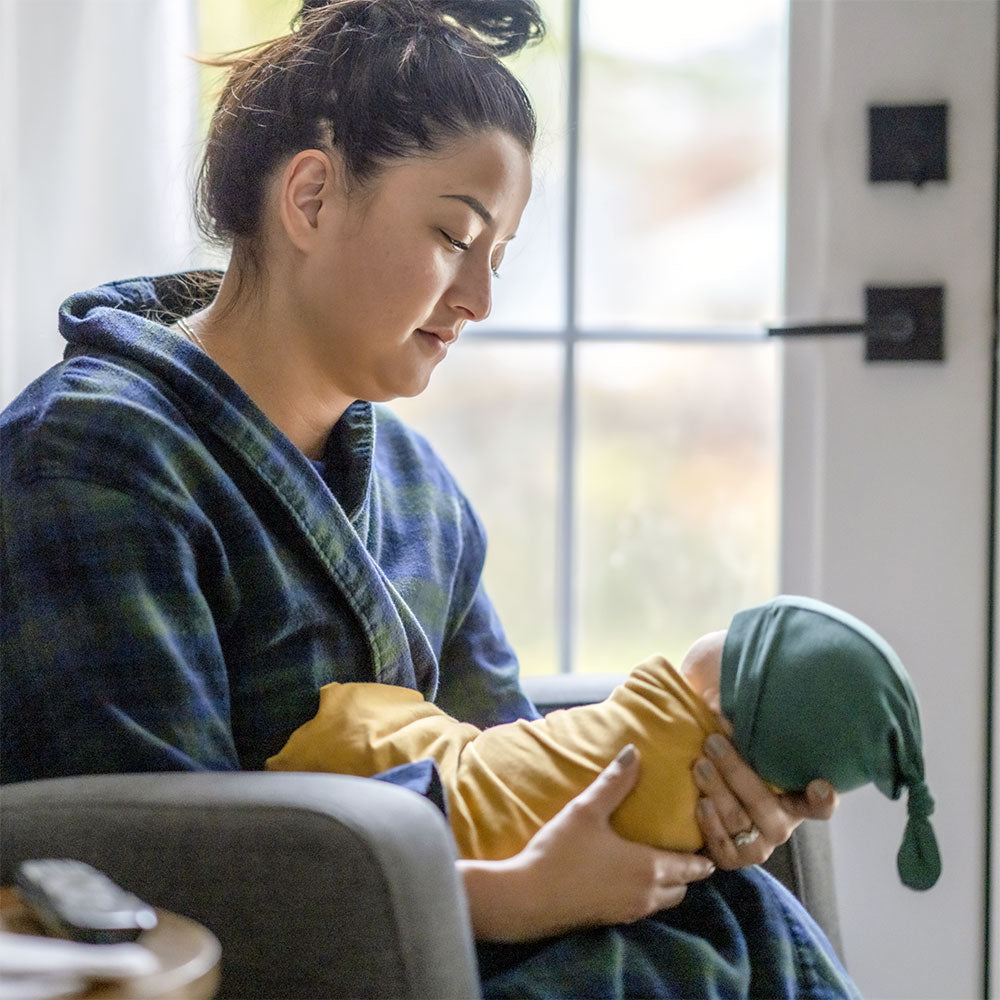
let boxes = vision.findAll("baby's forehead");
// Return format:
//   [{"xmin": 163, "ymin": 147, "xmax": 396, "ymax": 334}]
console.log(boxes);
[
  {"xmin": 682, "ymin": 630, "xmax": 728, "ymax": 681},
  {"xmin": 689, "ymin": 629, "xmax": 728, "ymax": 658}
]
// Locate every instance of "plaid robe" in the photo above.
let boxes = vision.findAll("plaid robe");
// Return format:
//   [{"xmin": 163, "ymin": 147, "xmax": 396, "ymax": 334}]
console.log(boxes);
[
  {"xmin": 1, "ymin": 272, "xmax": 860, "ymax": 999},
  {"xmin": 478, "ymin": 867, "xmax": 861, "ymax": 1000},
  {"xmin": 1, "ymin": 272, "xmax": 536, "ymax": 781}
]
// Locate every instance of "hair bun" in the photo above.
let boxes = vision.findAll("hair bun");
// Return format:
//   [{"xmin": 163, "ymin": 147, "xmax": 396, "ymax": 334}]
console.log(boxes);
[
  {"xmin": 433, "ymin": 0, "xmax": 545, "ymax": 56},
  {"xmin": 297, "ymin": 0, "xmax": 543, "ymax": 57}
]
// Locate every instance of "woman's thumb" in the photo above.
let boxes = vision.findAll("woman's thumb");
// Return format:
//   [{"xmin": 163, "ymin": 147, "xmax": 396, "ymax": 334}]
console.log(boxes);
[{"xmin": 582, "ymin": 744, "xmax": 641, "ymax": 815}]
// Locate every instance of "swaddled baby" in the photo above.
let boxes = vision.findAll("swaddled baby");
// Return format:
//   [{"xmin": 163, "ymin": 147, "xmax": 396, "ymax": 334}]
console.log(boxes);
[{"xmin": 267, "ymin": 595, "xmax": 941, "ymax": 890}]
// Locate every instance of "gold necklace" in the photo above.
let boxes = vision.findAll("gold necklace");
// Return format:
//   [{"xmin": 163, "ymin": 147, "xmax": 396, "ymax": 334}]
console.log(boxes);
[{"xmin": 176, "ymin": 315, "xmax": 208, "ymax": 353}]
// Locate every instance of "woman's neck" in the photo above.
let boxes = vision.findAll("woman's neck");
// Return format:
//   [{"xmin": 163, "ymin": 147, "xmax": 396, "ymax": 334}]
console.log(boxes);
[{"xmin": 188, "ymin": 265, "xmax": 354, "ymax": 460}]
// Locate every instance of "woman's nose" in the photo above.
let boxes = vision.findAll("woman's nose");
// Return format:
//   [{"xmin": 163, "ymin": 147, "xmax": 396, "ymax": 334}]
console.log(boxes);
[{"xmin": 451, "ymin": 260, "xmax": 493, "ymax": 322}]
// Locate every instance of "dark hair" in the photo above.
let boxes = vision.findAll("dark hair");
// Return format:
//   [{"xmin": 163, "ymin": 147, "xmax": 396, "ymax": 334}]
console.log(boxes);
[{"xmin": 195, "ymin": 0, "xmax": 544, "ymax": 267}]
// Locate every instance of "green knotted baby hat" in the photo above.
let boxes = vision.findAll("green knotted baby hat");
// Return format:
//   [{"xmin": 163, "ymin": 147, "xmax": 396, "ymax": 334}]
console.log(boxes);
[{"xmin": 720, "ymin": 595, "xmax": 941, "ymax": 891}]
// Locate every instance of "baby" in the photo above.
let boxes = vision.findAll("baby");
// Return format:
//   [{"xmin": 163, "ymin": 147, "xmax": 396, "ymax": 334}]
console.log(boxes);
[{"xmin": 267, "ymin": 595, "xmax": 941, "ymax": 890}]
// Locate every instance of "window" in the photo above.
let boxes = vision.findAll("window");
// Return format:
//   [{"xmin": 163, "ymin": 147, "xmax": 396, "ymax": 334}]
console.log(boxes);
[
  {"xmin": 199, "ymin": 0, "xmax": 785, "ymax": 676},
  {"xmin": 396, "ymin": 0, "xmax": 785, "ymax": 675}
]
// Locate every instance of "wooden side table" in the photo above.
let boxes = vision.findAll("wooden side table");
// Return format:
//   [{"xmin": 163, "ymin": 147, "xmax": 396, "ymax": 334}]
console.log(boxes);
[{"xmin": 0, "ymin": 887, "xmax": 221, "ymax": 1000}]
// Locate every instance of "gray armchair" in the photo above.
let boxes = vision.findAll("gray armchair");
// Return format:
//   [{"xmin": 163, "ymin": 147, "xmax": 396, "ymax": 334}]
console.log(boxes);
[
  {"xmin": 1, "ymin": 772, "xmax": 480, "ymax": 999},
  {"xmin": 0, "ymin": 677, "xmax": 843, "ymax": 999}
]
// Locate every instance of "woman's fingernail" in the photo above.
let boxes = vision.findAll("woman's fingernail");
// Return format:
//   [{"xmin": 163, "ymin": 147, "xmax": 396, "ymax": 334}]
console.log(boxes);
[
  {"xmin": 695, "ymin": 759, "xmax": 714, "ymax": 782},
  {"xmin": 615, "ymin": 744, "xmax": 637, "ymax": 768},
  {"xmin": 705, "ymin": 734, "xmax": 728, "ymax": 759}
]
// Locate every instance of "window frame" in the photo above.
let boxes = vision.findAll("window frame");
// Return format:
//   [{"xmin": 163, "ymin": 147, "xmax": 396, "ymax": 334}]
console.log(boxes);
[{"xmin": 461, "ymin": 0, "xmax": 776, "ymax": 673}]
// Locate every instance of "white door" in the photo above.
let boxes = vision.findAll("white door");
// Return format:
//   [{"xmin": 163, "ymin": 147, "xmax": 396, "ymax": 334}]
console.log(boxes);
[{"xmin": 782, "ymin": 2, "xmax": 997, "ymax": 997}]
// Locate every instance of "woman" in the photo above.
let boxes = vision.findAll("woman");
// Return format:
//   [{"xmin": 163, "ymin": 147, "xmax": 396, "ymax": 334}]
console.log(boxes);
[{"xmin": 0, "ymin": 1, "xmax": 857, "ymax": 995}]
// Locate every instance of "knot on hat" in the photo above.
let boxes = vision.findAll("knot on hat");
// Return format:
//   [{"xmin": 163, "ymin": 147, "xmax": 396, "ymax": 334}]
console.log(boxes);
[
  {"xmin": 897, "ymin": 781, "xmax": 942, "ymax": 890},
  {"xmin": 906, "ymin": 779, "xmax": 935, "ymax": 819}
]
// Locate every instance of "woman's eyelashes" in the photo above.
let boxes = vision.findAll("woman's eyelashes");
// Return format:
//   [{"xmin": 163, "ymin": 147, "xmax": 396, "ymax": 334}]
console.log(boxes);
[
  {"xmin": 441, "ymin": 229, "xmax": 472, "ymax": 252},
  {"xmin": 439, "ymin": 229, "xmax": 504, "ymax": 278},
  {"xmin": 490, "ymin": 248, "xmax": 505, "ymax": 279}
]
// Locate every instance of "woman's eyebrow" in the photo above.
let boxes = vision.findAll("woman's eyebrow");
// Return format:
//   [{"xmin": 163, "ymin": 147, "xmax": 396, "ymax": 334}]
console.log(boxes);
[{"xmin": 440, "ymin": 193, "xmax": 494, "ymax": 227}]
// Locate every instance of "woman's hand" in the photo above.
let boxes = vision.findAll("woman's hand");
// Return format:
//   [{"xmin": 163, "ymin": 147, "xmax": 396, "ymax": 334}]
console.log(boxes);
[
  {"xmin": 693, "ymin": 733, "xmax": 839, "ymax": 870},
  {"xmin": 459, "ymin": 745, "xmax": 716, "ymax": 942}
]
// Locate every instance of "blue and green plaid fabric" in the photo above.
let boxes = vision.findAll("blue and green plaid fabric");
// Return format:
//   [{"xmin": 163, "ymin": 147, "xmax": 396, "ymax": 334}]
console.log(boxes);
[
  {"xmin": 478, "ymin": 867, "xmax": 861, "ymax": 1000},
  {"xmin": 1, "ymin": 272, "xmax": 536, "ymax": 781}
]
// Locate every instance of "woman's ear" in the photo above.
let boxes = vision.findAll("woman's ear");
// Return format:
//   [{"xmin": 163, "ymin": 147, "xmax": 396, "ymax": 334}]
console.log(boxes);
[{"xmin": 278, "ymin": 148, "xmax": 341, "ymax": 251}]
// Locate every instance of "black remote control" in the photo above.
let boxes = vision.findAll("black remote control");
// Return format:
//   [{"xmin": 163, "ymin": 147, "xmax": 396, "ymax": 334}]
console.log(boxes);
[{"xmin": 15, "ymin": 859, "xmax": 158, "ymax": 944}]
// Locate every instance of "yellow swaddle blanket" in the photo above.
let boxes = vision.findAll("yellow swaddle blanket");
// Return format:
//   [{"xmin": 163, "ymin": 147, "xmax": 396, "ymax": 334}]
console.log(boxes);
[{"xmin": 266, "ymin": 654, "xmax": 725, "ymax": 860}]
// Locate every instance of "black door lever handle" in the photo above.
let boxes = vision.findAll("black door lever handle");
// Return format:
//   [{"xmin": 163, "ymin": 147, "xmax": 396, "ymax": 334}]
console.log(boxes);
[
  {"xmin": 765, "ymin": 285, "xmax": 944, "ymax": 362},
  {"xmin": 767, "ymin": 314, "xmax": 915, "ymax": 341}
]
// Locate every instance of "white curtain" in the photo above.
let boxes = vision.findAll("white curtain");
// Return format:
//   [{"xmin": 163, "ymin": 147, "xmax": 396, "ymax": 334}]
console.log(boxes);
[{"xmin": 1, "ymin": 0, "xmax": 200, "ymax": 406}]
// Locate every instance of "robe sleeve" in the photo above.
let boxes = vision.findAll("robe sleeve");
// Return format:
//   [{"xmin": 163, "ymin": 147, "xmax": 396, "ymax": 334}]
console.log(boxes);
[
  {"xmin": 1, "ymin": 472, "xmax": 239, "ymax": 781},
  {"xmin": 432, "ymin": 491, "xmax": 541, "ymax": 729}
]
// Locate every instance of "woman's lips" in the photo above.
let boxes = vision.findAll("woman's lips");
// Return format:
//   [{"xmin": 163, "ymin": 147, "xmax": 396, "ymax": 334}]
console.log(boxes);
[
  {"xmin": 418, "ymin": 328, "xmax": 458, "ymax": 344},
  {"xmin": 415, "ymin": 328, "xmax": 460, "ymax": 357}
]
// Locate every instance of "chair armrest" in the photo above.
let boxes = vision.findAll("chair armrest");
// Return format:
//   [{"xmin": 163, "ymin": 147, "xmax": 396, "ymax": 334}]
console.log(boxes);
[
  {"xmin": 0, "ymin": 772, "xmax": 481, "ymax": 1000},
  {"xmin": 521, "ymin": 673, "xmax": 845, "ymax": 961}
]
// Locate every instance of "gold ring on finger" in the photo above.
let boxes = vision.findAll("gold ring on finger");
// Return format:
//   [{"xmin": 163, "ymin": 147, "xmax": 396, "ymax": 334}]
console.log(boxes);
[{"xmin": 732, "ymin": 826, "xmax": 761, "ymax": 849}]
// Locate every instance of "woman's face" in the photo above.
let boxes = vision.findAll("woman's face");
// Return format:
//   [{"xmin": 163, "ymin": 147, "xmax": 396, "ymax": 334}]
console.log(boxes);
[{"xmin": 287, "ymin": 129, "xmax": 533, "ymax": 404}]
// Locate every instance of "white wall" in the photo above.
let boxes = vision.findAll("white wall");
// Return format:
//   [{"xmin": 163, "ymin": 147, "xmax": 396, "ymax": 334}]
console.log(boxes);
[
  {"xmin": 782, "ymin": 2, "xmax": 997, "ymax": 997},
  {"xmin": 0, "ymin": 0, "xmax": 200, "ymax": 408}
]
